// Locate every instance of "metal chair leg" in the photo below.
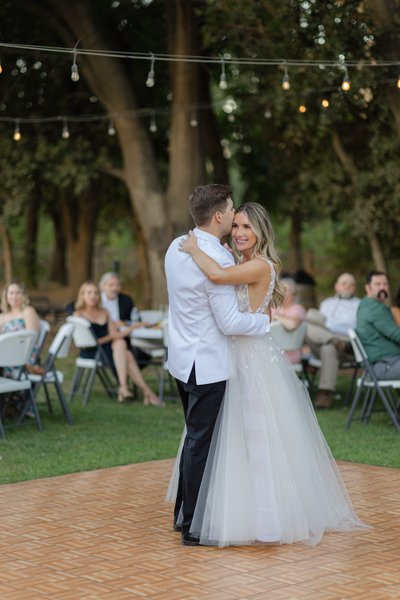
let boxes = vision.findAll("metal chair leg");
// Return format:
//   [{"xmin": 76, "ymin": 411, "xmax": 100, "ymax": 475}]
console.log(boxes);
[{"xmin": 55, "ymin": 378, "xmax": 74, "ymax": 425}]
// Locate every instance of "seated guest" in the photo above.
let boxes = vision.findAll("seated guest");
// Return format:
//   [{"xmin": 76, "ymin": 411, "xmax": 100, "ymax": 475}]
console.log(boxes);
[
  {"xmin": 305, "ymin": 273, "xmax": 360, "ymax": 408},
  {"xmin": 356, "ymin": 271, "xmax": 400, "ymax": 380},
  {"xmin": 271, "ymin": 278, "xmax": 306, "ymax": 364},
  {"xmin": 99, "ymin": 272, "xmax": 152, "ymax": 368},
  {"xmin": 0, "ymin": 280, "xmax": 43, "ymax": 375},
  {"xmin": 391, "ymin": 285, "xmax": 400, "ymax": 327},
  {"xmin": 73, "ymin": 281, "xmax": 163, "ymax": 406}
]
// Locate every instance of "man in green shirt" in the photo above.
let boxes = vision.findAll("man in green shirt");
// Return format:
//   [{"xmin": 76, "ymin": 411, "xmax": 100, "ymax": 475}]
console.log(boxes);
[{"xmin": 356, "ymin": 271, "xmax": 400, "ymax": 379}]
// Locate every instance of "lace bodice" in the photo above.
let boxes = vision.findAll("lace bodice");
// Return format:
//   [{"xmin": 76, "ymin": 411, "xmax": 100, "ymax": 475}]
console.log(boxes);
[{"xmin": 236, "ymin": 257, "xmax": 275, "ymax": 314}]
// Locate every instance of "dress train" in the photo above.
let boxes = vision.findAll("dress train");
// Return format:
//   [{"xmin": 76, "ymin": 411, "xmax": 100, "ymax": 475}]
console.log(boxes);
[{"xmin": 167, "ymin": 333, "xmax": 368, "ymax": 547}]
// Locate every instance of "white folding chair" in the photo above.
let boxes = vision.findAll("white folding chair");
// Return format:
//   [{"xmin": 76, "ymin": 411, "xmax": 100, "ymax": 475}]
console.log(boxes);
[
  {"xmin": 36, "ymin": 319, "xmax": 51, "ymax": 359},
  {"xmin": 304, "ymin": 338, "xmax": 359, "ymax": 404},
  {"xmin": 28, "ymin": 323, "xmax": 74, "ymax": 425},
  {"xmin": 139, "ymin": 310, "xmax": 164, "ymax": 325},
  {"xmin": 66, "ymin": 316, "xmax": 118, "ymax": 406},
  {"xmin": 0, "ymin": 330, "xmax": 43, "ymax": 439},
  {"xmin": 270, "ymin": 321, "xmax": 308, "ymax": 380},
  {"xmin": 345, "ymin": 329, "xmax": 400, "ymax": 432},
  {"xmin": 157, "ymin": 319, "xmax": 176, "ymax": 402}
]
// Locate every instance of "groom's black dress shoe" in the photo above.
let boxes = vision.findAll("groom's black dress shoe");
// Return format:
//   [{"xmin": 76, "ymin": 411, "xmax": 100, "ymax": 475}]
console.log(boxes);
[{"xmin": 181, "ymin": 532, "xmax": 200, "ymax": 546}]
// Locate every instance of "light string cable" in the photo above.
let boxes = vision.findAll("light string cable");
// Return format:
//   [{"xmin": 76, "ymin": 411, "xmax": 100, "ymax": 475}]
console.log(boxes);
[
  {"xmin": 0, "ymin": 41, "xmax": 400, "ymax": 68},
  {"xmin": 0, "ymin": 75, "xmax": 397, "ymax": 129},
  {"xmin": 0, "ymin": 98, "xmax": 227, "ymax": 126}
]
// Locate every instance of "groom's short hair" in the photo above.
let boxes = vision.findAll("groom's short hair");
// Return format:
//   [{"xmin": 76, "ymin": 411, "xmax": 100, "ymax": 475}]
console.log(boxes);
[{"xmin": 188, "ymin": 184, "xmax": 232, "ymax": 226}]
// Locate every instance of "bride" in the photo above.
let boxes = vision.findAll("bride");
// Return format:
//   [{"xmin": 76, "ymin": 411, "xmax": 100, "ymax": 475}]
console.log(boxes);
[{"xmin": 168, "ymin": 202, "xmax": 366, "ymax": 547}]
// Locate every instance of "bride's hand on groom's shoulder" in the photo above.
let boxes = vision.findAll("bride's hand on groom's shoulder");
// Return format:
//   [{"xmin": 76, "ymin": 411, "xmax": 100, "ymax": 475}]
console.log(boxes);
[
  {"xmin": 223, "ymin": 242, "xmax": 233, "ymax": 254},
  {"xmin": 179, "ymin": 230, "xmax": 197, "ymax": 254}
]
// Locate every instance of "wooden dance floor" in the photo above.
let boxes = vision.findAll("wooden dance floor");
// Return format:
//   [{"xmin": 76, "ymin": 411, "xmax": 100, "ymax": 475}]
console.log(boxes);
[{"xmin": 1, "ymin": 459, "xmax": 399, "ymax": 599}]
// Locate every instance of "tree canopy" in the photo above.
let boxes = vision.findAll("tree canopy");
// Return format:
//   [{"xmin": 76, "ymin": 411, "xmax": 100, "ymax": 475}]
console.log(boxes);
[{"xmin": 1, "ymin": 0, "xmax": 399, "ymax": 302}]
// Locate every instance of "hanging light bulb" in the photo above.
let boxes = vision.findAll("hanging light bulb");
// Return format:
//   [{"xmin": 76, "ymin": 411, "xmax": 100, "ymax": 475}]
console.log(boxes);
[
  {"xmin": 13, "ymin": 121, "xmax": 21, "ymax": 141},
  {"xmin": 71, "ymin": 62, "xmax": 79, "ymax": 81},
  {"xmin": 0, "ymin": 59, "xmax": 3, "ymax": 75},
  {"xmin": 264, "ymin": 108, "xmax": 272, "ymax": 119},
  {"xmin": 62, "ymin": 119, "xmax": 70, "ymax": 139},
  {"xmin": 341, "ymin": 68, "xmax": 350, "ymax": 92},
  {"xmin": 397, "ymin": 75, "xmax": 400, "ymax": 89},
  {"xmin": 282, "ymin": 65, "xmax": 290, "ymax": 90},
  {"xmin": 321, "ymin": 98, "xmax": 330, "ymax": 108},
  {"xmin": 298, "ymin": 103, "xmax": 307, "ymax": 114},
  {"xmin": 107, "ymin": 119, "xmax": 116, "ymax": 136},
  {"xmin": 149, "ymin": 114, "xmax": 157, "ymax": 133},
  {"xmin": 190, "ymin": 112, "xmax": 198, "ymax": 127},
  {"xmin": 219, "ymin": 58, "xmax": 228, "ymax": 90},
  {"xmin": 146, "ymin": 53, "xmax": 155, "ymax": 87},
  {"xmin": 71, "ymin": 40, "xmax": 80, "ymax": 82}
]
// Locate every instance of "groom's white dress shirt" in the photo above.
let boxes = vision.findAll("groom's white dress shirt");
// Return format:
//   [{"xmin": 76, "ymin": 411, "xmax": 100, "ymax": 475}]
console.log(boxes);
[{"xmin": 165, "ymin": 228, "xmax": 270, "ymax": 385}]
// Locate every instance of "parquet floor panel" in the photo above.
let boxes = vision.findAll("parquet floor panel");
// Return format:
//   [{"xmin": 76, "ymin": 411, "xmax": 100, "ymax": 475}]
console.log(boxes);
[{"xmin": 1, "ymin": 459, "xmax": 399, "ymax": 599}]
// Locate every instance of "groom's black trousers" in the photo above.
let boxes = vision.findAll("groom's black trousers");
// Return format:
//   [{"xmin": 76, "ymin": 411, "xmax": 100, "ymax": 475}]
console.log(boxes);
[{"xmin": 175, "ymin": 364, "xmax": 226, "ymax": 534}]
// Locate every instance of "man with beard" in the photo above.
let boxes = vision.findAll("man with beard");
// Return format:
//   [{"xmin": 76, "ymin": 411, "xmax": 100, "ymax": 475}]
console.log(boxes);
[
  {"xmin": 305, "ymin": 273, "xmax": 360, "ymax": 408},
  {"xmin": 356, "ymin": 271, "xmax": 400, "ymax": 380}
]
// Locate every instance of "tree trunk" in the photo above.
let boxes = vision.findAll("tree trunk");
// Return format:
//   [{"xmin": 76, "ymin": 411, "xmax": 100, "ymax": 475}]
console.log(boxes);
[
  {"xmin": 61, "ymin": 196, "xmax": 98, "ymax": 295},
  {"xmin": 198, "ymin": 62, "xmax": 229, "ymax": 184},
  {"xmin": 24, "ymin": 185, "xmax": 41, "ymax": 288},
  {"xmin": 165, "ymin": 0, "xmax": 207, "ymax": 234},
  {"xmin": 49, "ymin": 209, "xmax": 67, "ymax": 285},
  {"xmin": 288, "ymin": 212, "xmax": 303, "ymax": 273},
  {"xmin": 0, "ymin": 214, "xmax": 13, "ymax": 281},
  {"xmin": 131, "ymin": 216, "xmax": 151, "ymax": 307},
  {"xmin": 44, "ymin": 0, "xmax": 172, "ymax": 306},
  {"xmin": 365, "ymin": 0, "xmax": 400, "ymax": 132},
  {"xmin": 331, "ymin": 129, "xmax": 388, "ymax": 270},
  {"xmin": 369, "ymin": 231, "xmax": 387, "ymax": 272}
]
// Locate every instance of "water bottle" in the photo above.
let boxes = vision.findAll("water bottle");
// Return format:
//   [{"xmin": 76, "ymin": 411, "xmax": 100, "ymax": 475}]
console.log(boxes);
[{"xmin": 130, "ymin": 307, "xmax": 141, "ymax": 323}]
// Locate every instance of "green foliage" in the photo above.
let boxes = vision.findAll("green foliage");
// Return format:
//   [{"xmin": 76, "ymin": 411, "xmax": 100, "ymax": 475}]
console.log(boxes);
[
  {"xmin": 1, "ymin": 0, "xmax": 400, "ymax": 286},
  {"xmin": 0, "ymin": 136, "xmax": 36, "ymax": 224},
  {"xmin": 202, "ymin": 0, "xmax": 400, "ymax": 265}
]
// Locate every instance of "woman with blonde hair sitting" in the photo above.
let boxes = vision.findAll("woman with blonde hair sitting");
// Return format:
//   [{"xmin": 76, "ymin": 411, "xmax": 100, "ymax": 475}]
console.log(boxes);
[
  {"xmin": 73, "ymin": 281, "xmax": 162, "ymax": 406},
  {"xmin": 0, "ymin": 279, "xmax": 43, "ymax": 374}
]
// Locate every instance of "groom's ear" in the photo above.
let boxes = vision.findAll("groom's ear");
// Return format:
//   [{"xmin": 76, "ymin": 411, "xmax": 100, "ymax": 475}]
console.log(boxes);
[{"xmin": 214, "ymin": 211, "xmax": 223, "ymax": 223}]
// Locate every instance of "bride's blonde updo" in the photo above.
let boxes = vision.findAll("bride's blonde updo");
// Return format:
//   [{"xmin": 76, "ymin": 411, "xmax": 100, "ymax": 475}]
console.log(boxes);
[{"xmin": 233, "ymin": 203, "xmax": 286, "ymax": 308}]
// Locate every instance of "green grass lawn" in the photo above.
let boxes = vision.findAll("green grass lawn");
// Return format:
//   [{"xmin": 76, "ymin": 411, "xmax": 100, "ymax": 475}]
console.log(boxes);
[{"xmin": 1, "ymin": 364, "xmax": 399, "ymax": 484}]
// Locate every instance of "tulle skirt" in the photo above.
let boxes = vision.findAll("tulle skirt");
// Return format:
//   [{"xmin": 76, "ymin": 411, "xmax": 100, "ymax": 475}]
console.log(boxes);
[{"xmin": 166, "ymin": 333, "xmax": 367, "ymax": 547}]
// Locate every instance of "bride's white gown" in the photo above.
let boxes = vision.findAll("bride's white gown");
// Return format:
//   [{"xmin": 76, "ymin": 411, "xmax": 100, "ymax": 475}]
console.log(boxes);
[{"xmin": 167, "ymin": 259, "xmax": 366, "ymax": 547}]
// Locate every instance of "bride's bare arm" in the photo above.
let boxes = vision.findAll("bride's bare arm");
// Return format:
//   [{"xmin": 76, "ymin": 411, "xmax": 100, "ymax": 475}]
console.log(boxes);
[{"xmin": 179, "ymin": 231, "xmax": 269, "ymax": 285}]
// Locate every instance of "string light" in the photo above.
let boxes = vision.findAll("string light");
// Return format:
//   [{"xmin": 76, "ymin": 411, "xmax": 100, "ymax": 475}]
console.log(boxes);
[
  {"xmin": 397, "ymin": 75, "xmax": 400, "ymax": 89},
  {"xmin": 107, "ymin": 119, "xmax": 116, "ymax": 135},
  {"xmin": 341, "ymin": 67, "xmax": 350, "ymax": 92},
  {"xmin": 71, "ymin": 40, "xmax": 80, "ymax": 82},
  {"xmin": 146, "ymin": 53, "xmax": 155, "ymax": 87},
  {"xmin": 61, "ymin": 118, "xmax": 70, "ymax": 139},
  {"xmin": 2, "ymin": 41, "xmax": 399, "ymax": 70},
  {"xmin": 13, "ymin": 120, "xmax": 21, "ymax": 141},
  {"xmin": 1, "ymin": 71, "xmax": 397, "ymax": 140},
  {"xmin": 0, "ymin": 59, "xmax": 3, "ymax": 74},
  {"xmin": 219, "ymin": 58, "xmax": 227, "ymax": 90},
  {"xmin": 282, "ymin": 65, "xmax": 290, "ymax": 90},
  {"xmin": 149, "ymin": 114, "xmax": 157, "ymax": 132},
  {"xmin": 190, "ymin": 112, "xmax": 198, "ymax": 127}
]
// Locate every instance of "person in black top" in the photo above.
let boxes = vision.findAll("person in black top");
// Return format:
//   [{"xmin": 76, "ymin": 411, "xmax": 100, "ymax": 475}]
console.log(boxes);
[{"xmin": 74, "ymin": 281, "xmax": 162, "ymax": 405}]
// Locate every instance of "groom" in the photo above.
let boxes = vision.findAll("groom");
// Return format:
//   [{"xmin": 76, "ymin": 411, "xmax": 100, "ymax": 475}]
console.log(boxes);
[{"xmin": 165, "ymin": 184, "xmax": 270, "ymax": 546}]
